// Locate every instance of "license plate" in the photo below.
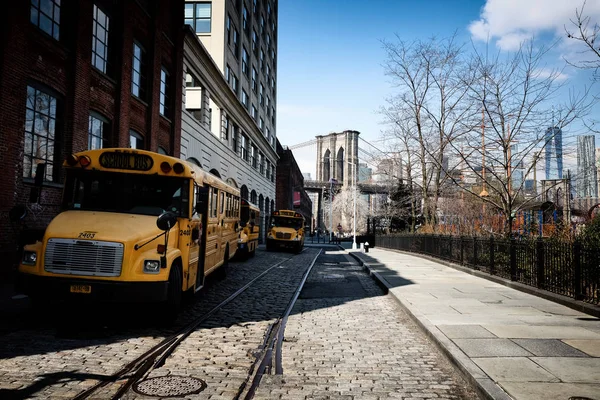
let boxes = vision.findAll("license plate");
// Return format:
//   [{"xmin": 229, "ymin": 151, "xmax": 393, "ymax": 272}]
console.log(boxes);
[{"xmin": 70, "ymin": 284, "xmax": 91, "ymax": 294}]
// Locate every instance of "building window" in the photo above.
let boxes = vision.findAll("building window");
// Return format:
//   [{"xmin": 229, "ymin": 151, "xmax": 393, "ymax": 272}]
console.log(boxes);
[
  {"xmin": 259, "ymin": 117, "xmax": 264, "ymax": 131},
  {"xmin": 132, "ymin": 42, "xmax": 146, "ymax": 99},
  {"xmin": 232, "ymin": 72, "xmax": 239, "ymax": 93},
  {"xmin": 266, "ymin": 160, "xmax": 271, "ymax": 179},
  {"xmin": 186, "ymin": 71, "xmax": 201, "ymax": 87},
  {"xmin": 232, "ymin": 124, "xmax": 239, "ymax": 154},
  {"xmin": 251, "ymin": 104, "xmax": 257, "ymax": 120},
  {"xmin": 259, "ymin": 153, "xmax": 265, "ymax": 174},
  {"xmin": 271, "ymin": 165, "xmax": 275, "ymax": 182},
  {"xmin": 223, "ymin": 116, "xmax": 230, "ymax": 141},
  {"xmin": 88, "ymin": 112, "xmax": 108, "ymax": 150},
  {"xmin": 271, "ymin": 76, "xmax": 275, "ymax": 90},
  {"xmin": 253, "ymin": 0, "xmax": 258, "ymax": 14},
  {"xmin": 225, "ymin": 65, "xmax": 231, "ymax": 83},
  {"xmin": 30, "ymin": 0, "xmax": 61, "ymax": 40},
  {"xmin": 259, "ymin": 83, "xmax": 264, "ymax": 105},
  {"xmin": 226, "ymin": 15, "xmax": 231, "ymax": 45},
  {"xmin": 266, "ymin": 64, "xmax": 270, "ymax": 80},
  {"xmin": 251, "ymin": 144, "xmax": 257, "ymax": 168},
  {"xmin": 130, "ymin": 130, "xmax": 144, "ymax": 149},
  {"xmin": 266, "ymin": 33, "xmax": 271, "ymax": 49},
  {"xmin": 160, "ymin": 67, "xmax": 170, "ymax": 117},
  {"xmin": 266, "ymin": 95, "xmax": 270, "ymax": 111},
  {"xmin": 252, "ymin": 29, "xmax": 258, "ymax": 55},
  {"xmin": 91, "ymin": 5, "xmax": 110, "ymax": 73},
  {"xmin": 241, "ymin": 133, "xmax": 249, "ymax": 161},
  {"xmin": 242, "ymin": 47, "xmax": 249, "ymax": 77},
  {"xmin": 252, "ymin": 67, "xmax": 258, "ymax": 92},
  {"xmin": 242, "ymin": 4, "xmax": 249, "ymax": 35},
  {"xmin": 233, "ymin": 27, "xmax": 239, "ymax": 57},
  {"xmin": 260, "ymin": 49, "xmax": 264, "ymax": 71},
  {"xmin": 241, "ymin": 89, "xmax": 248, "ymax": 108},
  {"xmin": 266, "ymin": 127, "xmax": 270, "ymax": 140},
  {"xmin": 24, "ymin": 85, "xmax": 59, "ymax": 182},
  {"xmin": 260, "ymin": 15, "xmax": 264, "ymax": 36},
  {"xmin": 158, "ymin": 147, "xmax": 168, "ymax": 155},
  {"xmin": 185, "ymin": 2, "xmax": 211, "ymax": 34}
]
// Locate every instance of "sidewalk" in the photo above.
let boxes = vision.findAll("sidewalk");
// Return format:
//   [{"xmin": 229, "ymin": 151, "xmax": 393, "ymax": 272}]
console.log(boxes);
[{"xmin": 347, "ymin": 247, "xmax": 600, "ymax": 400}]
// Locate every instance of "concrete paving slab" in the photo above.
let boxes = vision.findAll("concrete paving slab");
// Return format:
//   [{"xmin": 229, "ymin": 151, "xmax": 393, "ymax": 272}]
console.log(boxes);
[
  {"xmin": 563, "ymin": 339, "xmax": 600, "ymax": 357},
  {"xmin": 425, "ymin": 314, "xmax": 524, "ymax": 326},
  {"xmin": 453, "ymin": 338, "xmax": 534, "ymax": 357},
  {"xmin": 473, "ymin": 357, "xmax": 559, "ymax": 382},
  {"xmin": 500, "ymin": 382, "xmax": 600, "ymax": 400},
  {"xmin": 512, "ymin": 339, "xmax": 590, "ymax": 357},
  {"xmin": 438, "ymin": 325, "xmax": 497, "ymax": 339},
  {"xmin": 533, "ymin": 357, "xmax": 600, "ymax": 383},
  {"xmin": 484, "ymin": 325, "xmax": 600, "ymax": 339}
]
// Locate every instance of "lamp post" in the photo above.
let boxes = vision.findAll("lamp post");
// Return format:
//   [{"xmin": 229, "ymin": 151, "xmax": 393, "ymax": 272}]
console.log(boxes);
[{"xmin": 352, "ymin": 161, "xmax": 357, "ymax": 250}]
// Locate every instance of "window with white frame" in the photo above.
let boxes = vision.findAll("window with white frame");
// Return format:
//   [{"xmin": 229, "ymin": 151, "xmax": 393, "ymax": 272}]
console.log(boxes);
[
  {"xmin": 240, "ymin": 133, "xmax": 249, "ymax": 161},
  {"xmin": 259, "ymin": 117, "xmax": 264, "ymax": 131},
  {"xmin": 251, "ymin": 144, "xmax": 257, "ymax": 168},
  {"xmin": 241, "ymin": 89, "xmax": 248, "ymax": 108},
  {"xmin": 185, "ymin": 2, "xmax": 211, "ymax": 33},
  {"xmin": 24, "ymin": 85, "xmax": 60, "ymax": 182},
  {"xmin": 242, "ymin": 47, "xmax": 249, "ymax": 76},
  {"xmin": 30, "ymin": 0, "xmax": 61, "ymax": 40},
  {"xmin": 159, "ymin": 67, "xmax": 170, "ymax": 117},
  {"xmin": 88, "ymin": 112, "xmax": 108, "ymax": 150},
  {"xmin": 259, "ymin": 153, "xmax": 265, "ymax": 174},
  {"xmin": 132, "ymin": 42, "xmax": 146, "ymax": 99},
  {"xmin": 92, "ymin": 5, "xmax": 109, "ymax": 73},
  {"xmin": 251, "ymin": 104, "xmax": 257, "ymax": 120}
]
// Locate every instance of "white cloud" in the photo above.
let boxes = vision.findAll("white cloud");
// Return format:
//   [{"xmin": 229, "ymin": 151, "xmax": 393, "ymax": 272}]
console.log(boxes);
[
  {"xmin": 532, "ymin": 67, "xmax": 569, "ymax": 81},
  {"xmin": 469, "ymin": 0, "xmax": 600, "ymax": 51}
]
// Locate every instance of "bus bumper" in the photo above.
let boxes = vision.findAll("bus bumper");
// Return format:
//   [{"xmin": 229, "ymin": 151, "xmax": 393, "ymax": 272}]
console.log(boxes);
[{"xmin": 16, "ymin": 273, "xmax": 169, "ymax": 303}]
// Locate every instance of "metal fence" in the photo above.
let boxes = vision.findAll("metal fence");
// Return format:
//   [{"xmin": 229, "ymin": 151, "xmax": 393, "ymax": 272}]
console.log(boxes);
[{"xmin": 376, "ymin": 235, "xmax": 600, "ymax": 306}]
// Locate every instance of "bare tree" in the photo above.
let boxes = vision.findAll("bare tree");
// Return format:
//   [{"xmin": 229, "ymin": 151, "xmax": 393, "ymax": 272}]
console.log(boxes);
[
  {"xmin": 447, "ymin": 39, "xmax": 593, "ymax": 236},
  {"xmin": 565, "ymin": 0, "xmax": 600, "ymax": 78}
]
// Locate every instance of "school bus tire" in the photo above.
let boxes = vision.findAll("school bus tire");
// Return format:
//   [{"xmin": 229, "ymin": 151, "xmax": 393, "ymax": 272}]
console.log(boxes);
[{"xmin": 160, "ymin": 262, "xmax": 182, "ymax": 324}]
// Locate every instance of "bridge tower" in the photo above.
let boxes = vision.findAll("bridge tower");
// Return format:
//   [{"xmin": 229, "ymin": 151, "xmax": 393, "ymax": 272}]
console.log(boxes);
[{"xmin": 315, "ymin": 130, "xmax": 360, "ymax": 188}]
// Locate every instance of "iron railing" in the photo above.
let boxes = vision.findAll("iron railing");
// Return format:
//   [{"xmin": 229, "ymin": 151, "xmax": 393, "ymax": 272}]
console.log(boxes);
[{"xmin": 376, "ymin": 235, "xmax": 599, "ymax": 306}]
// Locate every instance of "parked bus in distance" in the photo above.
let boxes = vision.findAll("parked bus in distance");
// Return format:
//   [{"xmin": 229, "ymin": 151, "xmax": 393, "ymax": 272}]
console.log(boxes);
[
  {"xmin": 237, "ymin": 199, "xmax": 260, "ymax": 259},
  {"xmin": 17, "ymin": 148, "xmax": 240, "ymax": 321},
  {"xmin": 266, "ymin": 210, "xmax": 305, "ymax": 253}
]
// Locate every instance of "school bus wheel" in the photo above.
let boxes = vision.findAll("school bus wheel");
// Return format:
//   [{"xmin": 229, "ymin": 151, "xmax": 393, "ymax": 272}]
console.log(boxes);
[{"xmin": 160, "ymin": 261, "xmax": 182, "ymax": 324}]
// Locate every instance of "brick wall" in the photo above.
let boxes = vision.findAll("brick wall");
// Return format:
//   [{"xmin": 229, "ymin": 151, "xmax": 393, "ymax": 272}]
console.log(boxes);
[{"xmin": 0, "ymin": 0, "xmax": 184, "ymax": 271}]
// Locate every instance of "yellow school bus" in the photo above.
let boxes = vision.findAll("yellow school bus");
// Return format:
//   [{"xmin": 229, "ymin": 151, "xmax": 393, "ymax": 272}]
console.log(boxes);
[
  {"xmin": 266, "ymin": 210, "xmax": 305, "ymax": 253},
  {"xmin": 237, "ymin": 199, "xmax": 260, "ymax": 258},
  {"xmin": 17, "ymin": 148, "xmax": 240, "ymax": 318}
]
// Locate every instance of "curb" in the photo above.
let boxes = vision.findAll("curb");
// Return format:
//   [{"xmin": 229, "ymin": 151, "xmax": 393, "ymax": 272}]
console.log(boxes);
[{"xmin": 348, "ymin": 251, "xmax": 513, "ymax": 400}]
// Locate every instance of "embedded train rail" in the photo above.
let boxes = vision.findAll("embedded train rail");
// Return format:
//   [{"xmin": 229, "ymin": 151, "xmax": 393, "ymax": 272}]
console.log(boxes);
[{"xmin": 72, "ymin": 247, "xmax": 320, "ymax": 400}]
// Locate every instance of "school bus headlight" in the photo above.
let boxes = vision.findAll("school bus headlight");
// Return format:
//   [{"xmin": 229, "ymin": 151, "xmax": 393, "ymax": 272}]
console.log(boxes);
[
  {"xmin": 22, "ymin": 251, "xmax": 37, "ymax": 266},
  {"xmin": 267, "ymin": 232, "xmax": 274, "ymax": 239},
  {"xmin": 144, "ymin": 260, "xmax": 161, "ymax": 274}
]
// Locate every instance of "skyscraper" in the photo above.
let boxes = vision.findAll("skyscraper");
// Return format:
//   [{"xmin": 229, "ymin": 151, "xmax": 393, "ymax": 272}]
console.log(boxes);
[
  {"xmin": 545, "ymin": 127, "xmax": 563, "ymax": 180},
  {"xmin": 577, "ymin": 135, "xmax": 598, "ymax": 198}
]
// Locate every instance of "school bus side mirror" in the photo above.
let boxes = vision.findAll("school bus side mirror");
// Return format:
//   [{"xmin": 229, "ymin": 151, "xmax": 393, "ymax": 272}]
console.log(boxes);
[{"xmin": 157, "ymin": 212, "xmax": 177, "ymax": 231}]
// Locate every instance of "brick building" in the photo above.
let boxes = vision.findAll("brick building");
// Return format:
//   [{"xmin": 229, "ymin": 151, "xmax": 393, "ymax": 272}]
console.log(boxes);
[
  {"xmin": 0, "ymin": 0, "xmax": 184, "ymax": 269},
  {"xmin": 275, "ymin": 141, "xmax": 312, "ymax": 223}
]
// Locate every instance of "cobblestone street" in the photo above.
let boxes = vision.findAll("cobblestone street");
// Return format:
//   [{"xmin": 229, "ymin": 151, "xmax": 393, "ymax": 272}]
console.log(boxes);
[{"xmin": 0, "ymin": 246, "xmax": 479, "ymax": 399}]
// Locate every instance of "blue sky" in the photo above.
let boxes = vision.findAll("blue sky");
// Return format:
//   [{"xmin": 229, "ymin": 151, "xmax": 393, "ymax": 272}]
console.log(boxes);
[{"xmin": 276, "ymin": 0, "xmax": 600, "ymax": 177}]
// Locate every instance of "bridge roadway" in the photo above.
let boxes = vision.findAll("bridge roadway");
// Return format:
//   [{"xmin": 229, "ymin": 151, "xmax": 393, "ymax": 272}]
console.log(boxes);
[{"xmin": 304, "ymin": 179, "xmax": 392, "ymax": 195}]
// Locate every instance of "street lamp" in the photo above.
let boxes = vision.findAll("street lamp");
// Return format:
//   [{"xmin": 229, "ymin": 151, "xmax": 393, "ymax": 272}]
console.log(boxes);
[{"xmin": 352, "ymin": 161, "xmax": 357, "ymax": 250}]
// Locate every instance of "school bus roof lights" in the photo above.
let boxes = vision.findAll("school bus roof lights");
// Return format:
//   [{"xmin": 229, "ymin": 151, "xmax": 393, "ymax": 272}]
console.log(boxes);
[{"xmin": 65, "ymin": 154, "xmax": 92, "ymax": 168}]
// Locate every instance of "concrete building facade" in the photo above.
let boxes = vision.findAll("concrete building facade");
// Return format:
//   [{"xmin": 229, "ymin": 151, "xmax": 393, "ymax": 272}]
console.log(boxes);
[
  {"xmin": 181, "ymin": 27, "xmax": 276, "ymax": 218},
  {"xmin": 0, "ymin": 0, "xmax": 184, "ymax": 266}
]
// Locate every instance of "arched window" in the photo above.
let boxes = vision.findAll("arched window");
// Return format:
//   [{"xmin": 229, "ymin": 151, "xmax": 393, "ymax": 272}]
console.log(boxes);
[
  {"xmin": 209, "ymin": 168, "xmax": 221, "ymax": 178},
  {"xmin": 129, "ymin": 129, "xmax": 144, "ymax": 149},
  {"xmin": 88, "ymin": 111, "xmax": 109, "ymax": 150},
  {"xmin": 265, "ymin": 196, "xmax": 270, "ymax": 216},
  {"xmin": 322, "ymin": 149, "xmax": 330, "ymax": 182},
  {"xmin": 187, "ymin": 157, "xmax": 202, "ymax": 167},
  {"xmin": 250, "ymin": 189, "xmax": 257, "ymax": 204},
  {"xmin": 158, "ymin": 146, "xmax": 168, "ymax": 155},
  {"xmin": 336, "ymin": 147, "xmax": 344, "ymax": 182},
  {"xmin": 241, "ymin": 185, "xmax": 249, "ymax": 200},
  {"xmin": 259, "ymin": 194, "xmax": 264, "ymax": 212}
]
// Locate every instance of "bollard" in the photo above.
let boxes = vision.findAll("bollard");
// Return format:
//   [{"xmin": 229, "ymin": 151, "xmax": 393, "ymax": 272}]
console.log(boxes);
[{"xmin": 364, "ymin": 242, "xmax": 369, "ymax": 253}]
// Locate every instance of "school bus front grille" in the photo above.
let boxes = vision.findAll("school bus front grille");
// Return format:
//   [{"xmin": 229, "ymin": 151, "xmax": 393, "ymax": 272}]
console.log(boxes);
[
  {"xmin": 44, "ymin": 238, "xmax": 124, "ymax": 277},
  {"xmin": 275, "ymin": 232, "xmax": 292, "ymax": 240}
]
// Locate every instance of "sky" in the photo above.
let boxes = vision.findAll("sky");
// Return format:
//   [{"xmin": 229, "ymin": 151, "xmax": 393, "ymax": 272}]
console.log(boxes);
[{"xmin": 275, "ymin": 0, "xmax": 600, "ymax": 178}]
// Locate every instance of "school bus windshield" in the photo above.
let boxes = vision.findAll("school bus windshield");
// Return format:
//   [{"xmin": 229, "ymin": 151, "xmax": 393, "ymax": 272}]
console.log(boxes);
[
  {"xmin": 62, "ymin": 169, "xmax": 190, "ymax": 217},
  {"xmin": 270, "ymin": 216, "xmax": 303, "ymax": 230}
]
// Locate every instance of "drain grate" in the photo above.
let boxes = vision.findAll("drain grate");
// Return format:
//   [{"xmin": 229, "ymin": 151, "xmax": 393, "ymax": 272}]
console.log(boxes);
[{"xmin": 133, "ymin": 375, "xmax": 207, "ymax": 397}]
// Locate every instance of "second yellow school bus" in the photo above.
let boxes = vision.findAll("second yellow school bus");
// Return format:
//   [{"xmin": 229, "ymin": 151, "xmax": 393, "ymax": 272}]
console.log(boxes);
[
  {"xmin": 237, "ymin": 199, "xmax": 260, "ymax": 258},
  {"xmin": 266, "ymin": 210, "xmax": 305, "ymax": 253},
  {"xmin": 17, "ymin": 148, "xmax": 240, "ymax": 320}
]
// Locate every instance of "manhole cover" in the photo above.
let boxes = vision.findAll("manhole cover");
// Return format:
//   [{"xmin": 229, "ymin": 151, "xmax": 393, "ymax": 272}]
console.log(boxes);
[{"xmin": 133, "ymin": 376, "xmax": 207, "ymax": 397}]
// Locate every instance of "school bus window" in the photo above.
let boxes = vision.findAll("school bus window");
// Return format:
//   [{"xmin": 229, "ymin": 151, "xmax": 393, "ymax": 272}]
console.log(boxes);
[
  {"xmin": 220, "ymin": 192, "xmax": 225, "ymax": 214},
  {"xmin": 62, "ymin": 169, "xmax": 190, "ymax": 217},
  {"xmin": 211, "ymin": 189, "xmax": 218, "ymax": 217}
]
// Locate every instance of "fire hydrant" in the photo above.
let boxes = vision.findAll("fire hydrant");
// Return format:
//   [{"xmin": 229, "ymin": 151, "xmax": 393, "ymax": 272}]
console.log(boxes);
[{"xmin": 364, "ymin": 242, "xmax": 369, "ymax": 253}]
